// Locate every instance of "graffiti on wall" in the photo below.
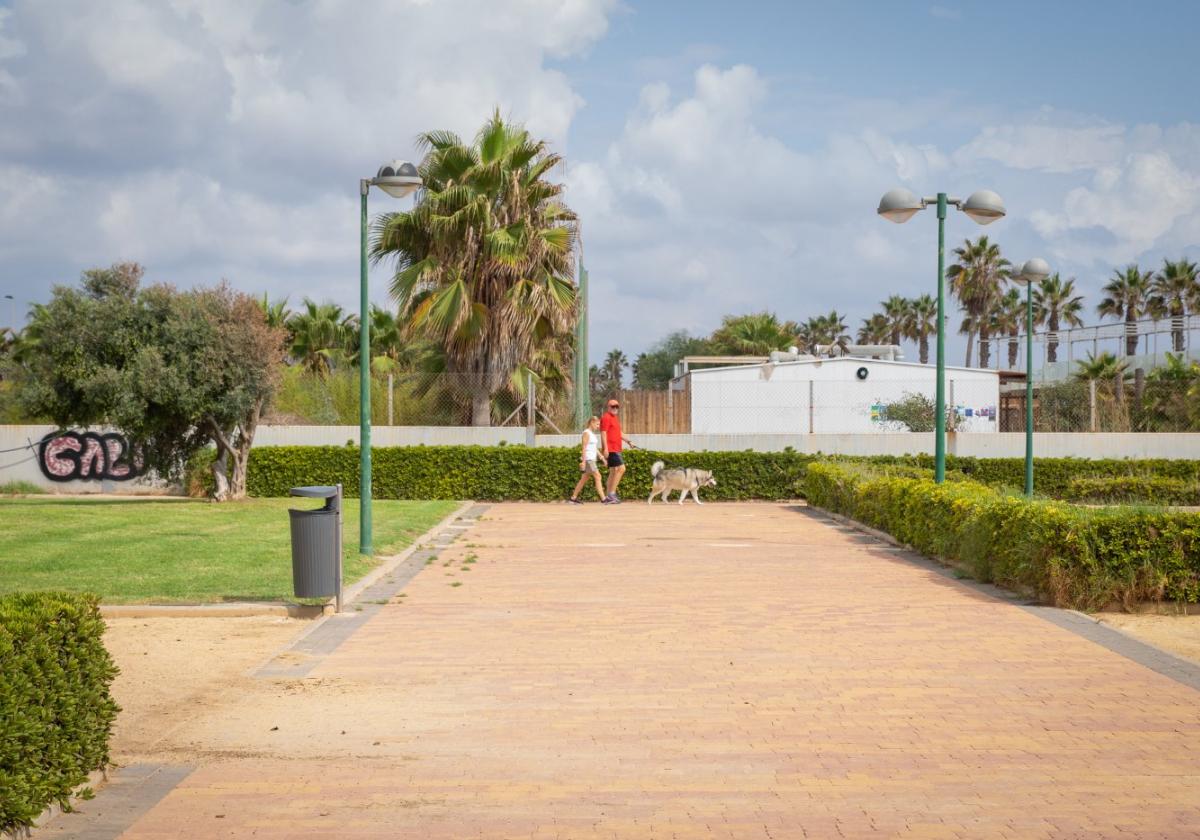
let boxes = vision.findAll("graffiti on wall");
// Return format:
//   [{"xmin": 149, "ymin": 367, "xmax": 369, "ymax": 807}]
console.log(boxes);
[{"xmin": 38, "ymin": 431, "xmax": 145, "ymax": 482}]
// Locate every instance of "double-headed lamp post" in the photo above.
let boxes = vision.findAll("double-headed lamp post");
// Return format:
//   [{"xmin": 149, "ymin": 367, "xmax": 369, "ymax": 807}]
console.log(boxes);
[
  {"xmin": 359, "ymin": 160, "xmax": 422, "ymax": 556},
  {"xmin": 877, "ymin": 188, "xmax": 1006, "ymax": 483},
  {"xmin": 1014, "ymin": 257, "xmax": 1050, "ymax": 498}
]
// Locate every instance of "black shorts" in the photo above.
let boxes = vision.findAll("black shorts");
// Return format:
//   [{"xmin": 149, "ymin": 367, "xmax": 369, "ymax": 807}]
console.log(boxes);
[{"xmin": 606, "ymin": 452, "xmax": 624, "ymax": 468}]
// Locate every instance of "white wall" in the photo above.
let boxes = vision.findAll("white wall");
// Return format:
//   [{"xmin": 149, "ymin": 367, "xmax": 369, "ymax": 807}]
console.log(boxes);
[
  {"xmin": 253, "ymin": 425, "xmax": 525, "ymax": 447},
  {"xmin": 688, "ymin": 358, "xmax": 1000, "ymax": 435}
]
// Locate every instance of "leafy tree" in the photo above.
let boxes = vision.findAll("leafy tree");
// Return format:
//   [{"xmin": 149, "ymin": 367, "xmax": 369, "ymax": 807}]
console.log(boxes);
[
  {"xmin": 857, "ymin": 313, "xmax": 891, "ymax": 345},
  {"xmin": 1140, "ymin": 353, "xmax": 1200, "ymax": 431},
  {"xmin": 881, "ymin": 392, "xmax": 938, "ymax": 432},
  {"xmin": 1033, "ymin": 273, "xmax": 1084, "ymax": 363},
  {"xmin": 709, "ymin": 312, "xmax": 799, "ymax": 355},
  {"xmin": 1098, "ymin": 265, "xmax": 1155, "ymax": 357},
  {"xmin": 372, "ymin": 111, "xmax": 577, "ymax": 425},
  {"xmin": 632, "ymin": 330, "xmax": 713, "ymax": 390},
  {"xmin": 15, "ymin": 264, "xmax": 286, "ymax": 499},
  {"xmin": 948, "ymin": 236, "xmax": 1010, "ymax": 367},
  {"xmin": 1151, "ymin": 258, "xmax": 1199, "ymax": 352},
  {"xmin": 903, "ymin": 294, "xmax": 937, "ymax": 365}
]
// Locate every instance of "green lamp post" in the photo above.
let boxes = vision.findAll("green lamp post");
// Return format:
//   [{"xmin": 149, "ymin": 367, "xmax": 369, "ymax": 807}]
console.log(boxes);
[
  {"xmin": 1014, "ymin": 257, "xmax": 1050, "ymax": 498},
  {"xmin": 877, "ymin": 187, "xmax": 1006, "ymax": 483},
  {"xmin": 359, "ymin": 160, "xmax": 422, "ymax": 556}
]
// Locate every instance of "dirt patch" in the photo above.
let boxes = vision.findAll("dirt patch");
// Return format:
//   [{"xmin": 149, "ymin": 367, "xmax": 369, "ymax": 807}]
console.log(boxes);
[
  {"xmin": 1096, "ymin": 612, "xmax": 1200, "ymax": 664},
  {"xmin": 102, "ymin": 616, "xmax": 304, "ymax": 761}
]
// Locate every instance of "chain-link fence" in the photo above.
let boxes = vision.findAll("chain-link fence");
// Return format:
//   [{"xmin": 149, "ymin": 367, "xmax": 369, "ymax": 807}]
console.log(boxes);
[{"xmin": 999, "ymin": 379, "xmax": 1200, "ymax": 433}]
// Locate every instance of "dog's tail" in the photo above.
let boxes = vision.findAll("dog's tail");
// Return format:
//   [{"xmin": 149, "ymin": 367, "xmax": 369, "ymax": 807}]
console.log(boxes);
[{"xmin": 651, "ymin": 460, "xmax": 664, "ymax": 478}]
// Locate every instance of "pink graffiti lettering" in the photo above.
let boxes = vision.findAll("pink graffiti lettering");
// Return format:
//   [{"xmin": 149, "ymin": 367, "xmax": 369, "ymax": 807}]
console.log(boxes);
[{"xmin": 38, "ymin": 431, "xmax": 144, "ymax": 483}]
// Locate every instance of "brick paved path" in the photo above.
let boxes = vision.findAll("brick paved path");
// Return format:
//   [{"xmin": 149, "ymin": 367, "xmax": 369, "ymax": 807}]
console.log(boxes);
[{"xmin": 63, "ymin": 504, "xmax": 1200, "ymax": 838}]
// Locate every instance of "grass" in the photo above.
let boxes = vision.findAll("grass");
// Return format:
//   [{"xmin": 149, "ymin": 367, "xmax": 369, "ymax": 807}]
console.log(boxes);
[
  {"xmin": 0, "ymin": 480, "xmax": 44, "ymax": 496},
  {"xmin": 0, "ymin": 497, "xmax": 460, "ymax": 604}
]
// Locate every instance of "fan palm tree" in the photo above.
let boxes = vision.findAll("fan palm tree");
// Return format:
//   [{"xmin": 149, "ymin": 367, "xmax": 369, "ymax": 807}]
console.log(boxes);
[
  {"xmin": 880, "ymin": 295, "xmax": 909, "ymax": 347},
  {"xmin": 1151, "ymin": 258, "xmax": 1199, "ymax": 352},
  {"xmin": 1032, "ymin": 274, "xmax": 1084, "ymax": 364},
  {"xmin": 805, "ymin": 311, "xmax": 851, "ymax": 356},
  {"xmin": 1098, "ymin": 265, "xmax": 1155, "ymax": 357},
  {"xmin": 903, "ymin": 294, "xmax": 937, "ymax": 364},
  {"xmin": 603, "ymin": 349, "xmax": 628, "ymax": 391},
  {"xmin": 990, "ymin": 288, "xmax": 1024, "ymax": 369},
  {"xmin": 858, "ymin": 313, "xmax": 891, "ymax": 345},
  {"xmin": 372, "ymin": 111, "xmax": 577, "ymax": 425},
  {"xmin": 947, "ymin": 236, "xmax": 1011, "ymax": 367},
  {"xmin": 288, "ymin": 299, "xmax": 352, "ymax": 376},
  {"xmin": 1074, "ymin": 351, "xmax": 1128, "ymax": 382},
  {"xmin": 710, "ymin": 312, "xmax": 800, "ymax": 356}
]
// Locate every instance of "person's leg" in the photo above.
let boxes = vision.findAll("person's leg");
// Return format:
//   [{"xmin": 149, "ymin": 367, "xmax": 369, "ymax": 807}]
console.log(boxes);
[
  {"xmin": 611, "ymin": 464, "xmax": 626, "ymax": 496},
  {"xmin": 591, "ymin": 470, "xmax": 605, "ymax": 499},
  {"xmin": 605, "ymin": 455, "xmax": 618, "ymax": 496},
  {"xmin": 570, "ymin": 472, "xmax": 588, "ymax": 500}
]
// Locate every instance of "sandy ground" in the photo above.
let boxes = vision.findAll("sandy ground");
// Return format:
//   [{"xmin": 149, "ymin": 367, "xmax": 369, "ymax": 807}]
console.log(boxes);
[
  {"xmin": 1095, "ymin": 612, "xmax": 1200, "ymax": 664},
  {"xmin": 102, "ymin": 616, "xmax": 305, "ymax": 763}
]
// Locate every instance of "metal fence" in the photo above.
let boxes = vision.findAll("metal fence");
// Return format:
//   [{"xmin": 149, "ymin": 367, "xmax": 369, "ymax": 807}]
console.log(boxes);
[{"xmin": 999, "ymin": 379, "xmax": 1200, "ymax": 433}]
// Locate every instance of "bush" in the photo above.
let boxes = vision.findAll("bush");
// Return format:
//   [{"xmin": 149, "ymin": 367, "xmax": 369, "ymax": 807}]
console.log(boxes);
[
  {"xmin": 804, "ymin": 461, "xmax": 1200, "ymax": 610},
  {"xmin": 0, "ymin": 592, "xmax": 120, "ymax": 834},
  {"xmin": 247, "ymin": 445, "xmax": 816, "ymax": 501},
  {"xmin": 183, "ymin": 447, "xmax": 217, "ymax": 498},
  {"xmin": 1063, "ymin": 476, "xmax": 1200, "ymax": 506}
]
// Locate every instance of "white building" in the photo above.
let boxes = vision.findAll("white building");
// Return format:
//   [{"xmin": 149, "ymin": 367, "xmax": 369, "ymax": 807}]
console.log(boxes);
[{"xmin": 676, "ymin": 357, "xmax": 1000, "ymax": 435}]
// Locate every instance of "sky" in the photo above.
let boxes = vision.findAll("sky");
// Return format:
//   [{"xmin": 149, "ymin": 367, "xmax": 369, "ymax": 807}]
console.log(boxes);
[{"xmin": 1, "ymin": 0, "xmax": 1199, "ymax": 368}]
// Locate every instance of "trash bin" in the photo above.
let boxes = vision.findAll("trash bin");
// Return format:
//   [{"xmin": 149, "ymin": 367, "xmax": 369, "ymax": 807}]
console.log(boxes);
[{"xmin": 288, "ymin": 485, "xmax": 342, "ymax": 604}]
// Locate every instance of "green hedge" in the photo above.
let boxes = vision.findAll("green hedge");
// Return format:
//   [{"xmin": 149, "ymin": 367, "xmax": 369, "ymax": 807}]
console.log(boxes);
[
  {"xmin": 247, "ymin": 445, "xmax": 815, "ymax": 501},
  {"xmin": 0, "ymin": 592, "xmax": 120, "ymax": 834},
  {"xmin": 1063, "ymin": 476, "xmax": 1200, "ymax": 506},
  {"xmin": 804, "ymin": 462, "xmax": 1200, "ymax": 609}
]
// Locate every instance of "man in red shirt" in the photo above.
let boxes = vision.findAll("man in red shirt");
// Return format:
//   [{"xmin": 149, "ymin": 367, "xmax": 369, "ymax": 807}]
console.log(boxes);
[{"xmin": 598, "ymin": 399, "xmax": 632, "ymax": 503}]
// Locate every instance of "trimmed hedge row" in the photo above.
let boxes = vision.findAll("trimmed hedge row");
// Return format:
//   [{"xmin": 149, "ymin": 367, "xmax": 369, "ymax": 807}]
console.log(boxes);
[
  {"xmin": 1063, "ymin": 476, "xmax": 1200, "ymax": 506},
  {"xmin": 247, "ymin": 445, "xmax": 815, "ymax": 501},
  {"xmin": 804, "ymin": 462, "xmax": 1200, "ymax": 609},
  {"xmin": 1, "ymin": 592, "xmax": 120, "ymax": 834}
]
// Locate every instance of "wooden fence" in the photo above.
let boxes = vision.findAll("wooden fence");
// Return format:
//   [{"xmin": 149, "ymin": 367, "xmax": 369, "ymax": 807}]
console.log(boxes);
[{"xmin": 615, "ymin": 386, "xmax": 691, "ymax": 434}]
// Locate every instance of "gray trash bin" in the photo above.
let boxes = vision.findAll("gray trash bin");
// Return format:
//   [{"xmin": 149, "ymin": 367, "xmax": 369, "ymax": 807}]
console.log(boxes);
[{"xmin": 288, "ymin": 485, "xmax": 342, "ymax": 604}]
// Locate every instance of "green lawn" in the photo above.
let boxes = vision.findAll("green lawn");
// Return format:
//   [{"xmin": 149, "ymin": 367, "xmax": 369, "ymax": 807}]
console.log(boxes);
[{"xmin": 0, "ymin": 497, "xmax": 460, "ymax": 603}]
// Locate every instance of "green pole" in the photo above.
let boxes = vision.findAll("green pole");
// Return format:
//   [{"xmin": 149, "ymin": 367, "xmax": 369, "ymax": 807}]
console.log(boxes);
[
  {"xmin": 575, "ymin": 262, "xmax": 589, "ymax": 427},
  {"xmin": 1024, "ymin": 280, "xmax": 1034, "ymax": 497},
  {"xmin": 935, "ymin": 193, "xmax": 947, "ymax": 484},
  {"xmin": 359, "ymin": 181, "xmax": 373, "ymax": 556}
]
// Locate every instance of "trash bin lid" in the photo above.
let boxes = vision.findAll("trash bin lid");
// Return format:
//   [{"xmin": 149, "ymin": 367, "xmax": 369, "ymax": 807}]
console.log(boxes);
[{"xmin": 290, "ymin": 485, "xmax": 339, "ymax": 498}]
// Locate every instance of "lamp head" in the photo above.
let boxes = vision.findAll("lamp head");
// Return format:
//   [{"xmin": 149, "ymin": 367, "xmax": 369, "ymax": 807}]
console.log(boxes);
[
  {"xmin": 371, "ymin": 160, "xmax": 422, "ymax": 199},
  {"xmin": 961, "ymin": 189, "xmax": 1006, "ymax": 225},
  {"xmin": 876, "ymin": 188, "xmax": 924, "ymax": 224},
  {"xmin": 1016, "ymin": 257, "xmax": 1051, "ymax": 286}
]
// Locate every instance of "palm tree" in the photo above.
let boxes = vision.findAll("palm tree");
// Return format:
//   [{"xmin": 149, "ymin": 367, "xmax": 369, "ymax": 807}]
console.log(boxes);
[
  {"xmin": 373, "ymin": 111, "xmax": 577, "ymax": 425},
  {"xmin": 1098, "ymin": 265, "xmax": 1155, "ymax": 357},
  {"xmin": 603, "ymin": 349, "xmax": 628, "ymax": 391},
  {"xmin": 710, "ymin": 312, "xmax": 800, "ymax": 355},
  {"xmin": 1032, "ymin": 274, "xmax": 1084, "ymax": 364},
  {"xmin": 288, "ymin": 299, "xmax": 352, "ymax": 376},
  {"xmin": 1074, "ymin": 351, "xmax": 1128, "ymax": 382},
  {"xmin": 990, "ymin": 288, "xmax": 1024, "ymax": 369},
  {"xmin": 947, "ymin": 236, "xmax": 1011, "ymax": 367},
  {"xmin": 903, "ymin": 294, "xmax": 937, "ymax": 364},
  {"xmin": 1151, "ymin": 258, "xmax": 1199, "ymax": 352},
  {"xmin": 805, "ymin": 311, "xmax": 851, "ymax": 356},
  {"xmin": 880, "ymin": 295, "xmax": 909, "ymax": 347},
  {"xmin": 858, "ymin": 313, "xmax": 891, "ymax": 345}
]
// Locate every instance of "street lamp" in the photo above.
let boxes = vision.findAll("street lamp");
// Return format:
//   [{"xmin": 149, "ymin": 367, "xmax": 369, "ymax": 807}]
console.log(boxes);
[
  {"xmin": 877, "ymin": 188, "xmax": 1006, "ymax": 483},
  {"xmin": 1014, "ymin": 257, "xmax": 1050, "ymax": 498},
  {"xmin": 359, "ymin": 160, "xmax": 422, "ymax": 556}
]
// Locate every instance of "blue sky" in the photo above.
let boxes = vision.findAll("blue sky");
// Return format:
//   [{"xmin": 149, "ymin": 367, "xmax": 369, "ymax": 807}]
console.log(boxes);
[{"xmin": 1, "ymin": 0, "xmax": 1198, "ymax": 367}]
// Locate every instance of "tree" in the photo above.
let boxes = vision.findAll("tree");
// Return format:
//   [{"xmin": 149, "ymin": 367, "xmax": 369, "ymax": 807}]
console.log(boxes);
[
  {"xmin": 288, "ymin": 299, "xmax": 353, "ymax": 375},
  {"xmin": 632, "ymin": 330, "xmax": 713, "ymax": 390},
  {"xmin": 15, "ymin": 264, "xmax": 286, "ymax": 500},
  {"xmin": 857, "ymin": 313, "xmax": 891, "ymax": 345},
  {"xmin": 373, "ymin": 111, "xmax": 577, "ymax": 426},
  {"xmin": 1151, "ymin": 258, "xmax": 1199, "ymax": 352},
  {"xmin": 1033, "ymin": 274, "xmax": 1084, "ymax": 363},
  {"xmin": 990, "ymin": 288, "xmax": 1024, "ymax": 370},
  {"xmin": 903, "ymin": 294, "xmax": 937, "ymax": 365},
  {"xmin": 880, "ymin": 295, "xmax": 909, "ymax": 347},
  {"xmin": 947, "ymin": 236, "xmax": 1011, "ymax": 367},
  {"xmin": 881, "ymin": 392, "xmax": 938, "ymax": 432},
  {"xmin": 603, "ymin": 349, "xmax": 628, "ymax": 391},
  {"xmin": 1098, "ymin": 265, "xmax": 1155, "ymax": 357},
  {"xmin": 1074, "ymin": 351, "xmax": 1128, "ymax": 382},
  {"xmin": 1141, "ymin": 353, "xmax": 1200, "ymax": 431},
  {"xmin": 709, "ymin": 312, "xmax": 799, "ymax": 355},
  {"xmin": 803, "ymin": 311, "xmax": 850, "ymax": 356}
]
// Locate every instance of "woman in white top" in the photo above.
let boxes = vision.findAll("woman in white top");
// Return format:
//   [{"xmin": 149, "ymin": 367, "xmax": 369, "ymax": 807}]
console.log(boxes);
[{"xmin": 568, "ymin": 416, "xmax": 606, "ymax": 504}]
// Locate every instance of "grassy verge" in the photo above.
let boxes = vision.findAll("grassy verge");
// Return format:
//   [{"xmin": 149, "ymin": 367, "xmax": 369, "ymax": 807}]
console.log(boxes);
[{"xmin": 0, "ymin": 497, "xmax": 460, "ymax": 603}]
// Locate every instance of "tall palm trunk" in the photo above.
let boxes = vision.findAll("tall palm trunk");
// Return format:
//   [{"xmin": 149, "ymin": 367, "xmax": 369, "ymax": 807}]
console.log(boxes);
[
  {"xmin": 471, "ymin": 389, "xmax": 491, "ymax": 426},
  {"xmin": 1171, "ymin": 307, "xmax": 1185, "ymax": 352},
  {"xmin": 1047, "ymin": 315, "xmax": 1060, "ymax": 363},
  {"xmin": 919, "ymin": 335, "xmax": 929, "ymax": 365},
  {"xmin": 1124, "ymin": 309, "xmax": 1138, "ymax": 357},
  {"xmin": 1007, "ymin": 329, "xmax": 1019, "ymax": 368},
  {"xmin": 963, "ymin": 328, "xmax": 976, "ymax": 367},
  {"xmin": 978, "ymin": 324, "xmax": 991, "ymax": 368}
]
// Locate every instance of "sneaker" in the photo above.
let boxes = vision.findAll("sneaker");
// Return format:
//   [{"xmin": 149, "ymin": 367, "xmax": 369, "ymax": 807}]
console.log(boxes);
[
  {"xmin": 568, "ymin": 498, "xmax": 582, "ymax": 505},
  {"xmin": 609, "ymin": 494, "xmax": 622, "ymax": 504},
  {"xmin": 601, "ymin": 495, "xmax": 614, "ymax": 504}
]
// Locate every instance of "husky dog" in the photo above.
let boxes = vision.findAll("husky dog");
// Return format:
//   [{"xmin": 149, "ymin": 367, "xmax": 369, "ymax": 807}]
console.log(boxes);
[{"xmin": 648, "ymin": 460, "xmax": 717, "ymax": 505}]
